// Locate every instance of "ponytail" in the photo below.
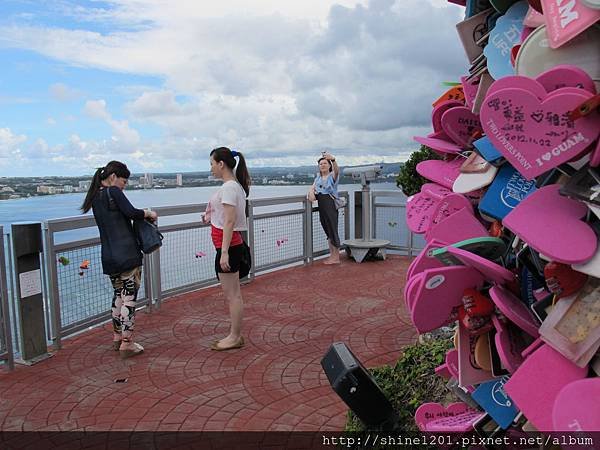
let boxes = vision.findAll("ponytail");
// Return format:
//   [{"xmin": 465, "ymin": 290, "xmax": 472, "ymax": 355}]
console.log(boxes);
[
  {"xmin": 210, "ymin": 147, "xmax": 251, "ymax": 197},
  {"xmin": 80, "ymin": 161, "xmax": 131, "ymax": 213}
]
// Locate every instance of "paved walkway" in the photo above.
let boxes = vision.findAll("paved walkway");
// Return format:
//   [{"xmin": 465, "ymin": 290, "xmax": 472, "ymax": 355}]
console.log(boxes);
[{"xmin": 0, "ymin": 256, "xmax": 416, "ymax": 432}]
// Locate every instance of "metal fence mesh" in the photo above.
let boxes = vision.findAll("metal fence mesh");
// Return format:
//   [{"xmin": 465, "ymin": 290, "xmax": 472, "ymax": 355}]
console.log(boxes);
[
  {"xmin": 0, "ymin": 231, "xmax": 8, "ymax": 356},
  {"xmin": 375, "ymin": 205, "xmax": 408, "ymax": 248},
  {"xmin": 253, "ymin": 213, "xmax": 304, "ymax": 269},
  {"xmin": 55, "ymin": 244, "xmax": 146, "ymax": 328},
  {"xmin": 159, "ymin": 226, "xmax": 216, "ymax": 292}
]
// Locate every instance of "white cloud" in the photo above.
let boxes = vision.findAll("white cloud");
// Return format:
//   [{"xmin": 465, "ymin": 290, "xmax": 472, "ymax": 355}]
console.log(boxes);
[
  {"xmin": 49, "ymin": 82, "xmax": 80, "ymax": 102},
  {"xmin": 84, "ymin": 99, "xmax": 140, "ymax": 148},
  {"xmin": 0, "ymin": 128, "xmax": 27, "ymax": 158},
  {"xmin": 0, "ymin": 0, "xmax": 466, "ymax": 174}
]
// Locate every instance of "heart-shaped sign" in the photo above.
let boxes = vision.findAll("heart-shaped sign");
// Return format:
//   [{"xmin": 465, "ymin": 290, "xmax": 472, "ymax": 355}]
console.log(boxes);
[
  {"xmin": 446, "ymin": 246, "xmax": 516, "ymax": 284},
  {"xmin": 553, "ymin": 378, "xmax": 600, "ymax": 432},
  {"xmin": 486, "ymin": 75, "xmax": 548, "ymax": 100},
  {"xmin": 432, "ymin": 237, "xmax": 507, "ymax": 265},
  {"xmin": 458, "ymin": 321, "xmax": 496, "ymax": 386},
  {"xmin": 541, "ymin": 0, "xmax": 600, "ymax": 49},
  {"xmin": 536, "ymin": 64, "xmax": 597, "ymax": 94},
  {"xmin": 429, "ymin": 193, "xmax": 474, "ymax": 229},
  {"xmin": 504, "ymin": 344, "xmax": 587, "ymax": 432},
  {"xmin": 433, "ymin": 85, "xmax": 466, "ymax": 108},
  {"xmin": 406, "ymin": 183, "xmax": 453, "ymax": 234},
  {"xmin": 524, "ymin": 4, "xmax": 545, "ymax": 27},
  {"xmin": 483, "ymin": 1, "xmax": 529, "ymax": 79},
  {"xmin": 407, "ymin": 239, "xmax": 448, "ymax": 281},
  {"xmin": 410, "ymin": 265, "xmax": 485, "ymax": 333},
  {"xmin": 435, "ymin": 349, "xmax": 459, "ymax": 380},
  {"xmin": 426, "ymin": 207, "xmax": 489, "ymax": 244},
  {"xmin": 414, "ymin": 135, "xmax": 463, "ymax": 154},
  {"xmin": 489, "ymin": 285, "xmax": 540, "ymax": 337},
  {"xmin": 543, "ymin": 261, "xmax": 588, "ymax": 299},
  {"xmin": 416, "ymin": 158, "xmax": 464, "ymax": 189},
  {"xmin": 480, "ymin": 87, "xmax": 600, "ymax": 180},
  {"xmin": 415, "ymin": 402, "xmax": 481, "ymax": 432},
  {"xmin": 503, "ymin": 184, "xmax": 598, "ymax": 264},
  {"xmin": 433, "ymin": 100, "xmax": 465, "ymax": 132},
  {"xmin": 442, "ymin": 106, "xmax": 483, "ymax": 148}
]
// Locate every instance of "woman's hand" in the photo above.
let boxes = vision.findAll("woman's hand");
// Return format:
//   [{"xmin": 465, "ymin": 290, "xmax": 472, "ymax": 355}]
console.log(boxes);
[
  {"xmin": 307, "ymin": 186, "xmax": 316, "ymax": 202},
  {"xmin": 220, "ymin": 251, "xmax": 231, "ymax": 272},
  {"xmin": 325, "ymin": 153, "xmax": 336, "ymax": 162},
  {"xmin": 145, "ymin": 210, "xmax": 158, "ymax": 222}
]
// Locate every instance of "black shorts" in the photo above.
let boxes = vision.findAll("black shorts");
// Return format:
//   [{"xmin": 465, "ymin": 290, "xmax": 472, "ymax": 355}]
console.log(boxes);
[{"xmin": 215, "ymin": 243, "xmax": 252, "ymax": 279}]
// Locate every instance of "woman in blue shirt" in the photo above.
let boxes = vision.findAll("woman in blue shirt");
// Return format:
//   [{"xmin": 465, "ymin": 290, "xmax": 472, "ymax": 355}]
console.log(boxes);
[{"xmin": 308, "ymin": 152, "xmax": 341, "ymax": 264}]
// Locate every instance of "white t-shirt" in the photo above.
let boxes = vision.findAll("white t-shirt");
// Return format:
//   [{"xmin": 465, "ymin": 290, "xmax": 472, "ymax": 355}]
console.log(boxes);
[{"xmin": 206, "ymin": 180, "xmax": 248, "ymax": 231}]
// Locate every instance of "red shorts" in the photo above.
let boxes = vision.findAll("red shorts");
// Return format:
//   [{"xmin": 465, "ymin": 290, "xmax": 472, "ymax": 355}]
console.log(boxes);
[{"xmin": 211, "ymin": 225, "xmax": 243, "ymax": 249}]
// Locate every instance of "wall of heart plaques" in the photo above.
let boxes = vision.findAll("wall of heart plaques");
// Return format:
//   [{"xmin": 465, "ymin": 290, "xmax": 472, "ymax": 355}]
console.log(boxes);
[{"xmin": 407, "ymin": 0, "xmax": 600, "ymax": 437}]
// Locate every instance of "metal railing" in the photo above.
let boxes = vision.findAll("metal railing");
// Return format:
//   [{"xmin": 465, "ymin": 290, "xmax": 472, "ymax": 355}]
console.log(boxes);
[
  {"xmin": 372, "ymin": 190, "xmax": 424, "ymax": 256},
  {"xmin": 0, "ymin": 188, "xmax": 422, "ymax": 368},
  {"xmin": 0, "ymin": 226, "xmax": 14, "ymax": 370}
]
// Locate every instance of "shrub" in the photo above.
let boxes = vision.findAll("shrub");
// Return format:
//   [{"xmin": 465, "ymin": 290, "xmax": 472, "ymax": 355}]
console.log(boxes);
[
  {"xmin": 396, "ymin": 145, "xmax": 442, "ymax": 197},
  {"xmin": 345, "ymin": 339, "xmax": 453, "ymax": 433}
]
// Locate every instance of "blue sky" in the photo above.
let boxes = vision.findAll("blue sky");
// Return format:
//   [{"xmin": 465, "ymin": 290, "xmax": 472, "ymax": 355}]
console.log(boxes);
[{"xmin": 0, "ymin": 0, "xmax": 464, "ymax": 176}]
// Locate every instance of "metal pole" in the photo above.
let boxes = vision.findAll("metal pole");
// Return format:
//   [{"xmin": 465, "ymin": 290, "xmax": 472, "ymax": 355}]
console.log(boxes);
[
  {"xmin": 45, "ymin": 222, "xmax": 62, "ymax": 350},
  {"xmin": 361, "ymin": 184, "xmax": 371, "ymax": 242},
  {"xmin": 247, "ymin": 200, "xmax": 256, "ymax": 281},
  {"xmin": 0, "ymin": 227, "xmax": 14, "ymax": 370}
]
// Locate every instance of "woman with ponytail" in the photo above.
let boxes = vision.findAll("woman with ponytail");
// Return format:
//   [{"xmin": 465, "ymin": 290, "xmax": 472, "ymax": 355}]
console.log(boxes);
[
  {"xmin": 202, "ymin": 147, "xmax": 251, "ymax": 351},
  {"xmin": 81, "ymin": 161, "xmax": 157, "ymax": 358}
]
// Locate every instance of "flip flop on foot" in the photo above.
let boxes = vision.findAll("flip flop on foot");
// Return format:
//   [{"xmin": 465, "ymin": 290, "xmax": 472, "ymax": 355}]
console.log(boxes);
[
  {"xmin": 324, "ymin": 259, "xmax": 340, "ymax": 265},
  {"xmin": 211, "ymin": 336, "xmax": 245, "ymax": 351},
  {"xmin": 119, "ymin": 342, "xmax": 144, "ymax": 359}
]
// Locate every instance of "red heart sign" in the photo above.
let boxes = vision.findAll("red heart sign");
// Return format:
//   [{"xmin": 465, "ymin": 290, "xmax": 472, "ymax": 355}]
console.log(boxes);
[{"xmin": 543, "ymin": 262, "xmax": 588, "ymax": 299}]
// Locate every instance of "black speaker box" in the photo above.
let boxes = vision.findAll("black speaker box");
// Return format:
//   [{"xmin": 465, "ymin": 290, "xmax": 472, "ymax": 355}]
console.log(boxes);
[{"xmin": 321, "ymin": 342, "xmax": 397, "ymax": 429}]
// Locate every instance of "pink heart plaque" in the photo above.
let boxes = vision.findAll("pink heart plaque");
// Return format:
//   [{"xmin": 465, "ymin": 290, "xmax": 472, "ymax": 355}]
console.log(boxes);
[
  {"xmin": 433, "ymin": 100, "xmax": 464, "ymax": 132},
  {"xmin": 492, "ymin": 315, "xmax": 529, "ymax": 373},
  {"xmin": 428, "ymin": 193, "xmax": 473, "ymax": 229},
  {"xmin": 536, "ymin": 64, "xmax": 597, "ymax": 94},
  {"xmin": 415, "ymin": 402, "xmax": 481, "ymax": 432},
  {"xmin": 425, "ymin": 207, "xmax": 489, "ymax": 244},
  {"xmin": 441, "ymin": 106, "xmax": 483, "ymax": 148},
  {"xmin": 486, "ymin": 76, "xmax": 547, "ymax": 100},
  {"xmin": 489, "ymin": 285, "xmax": 540, "ymax": 338},
  {"xmin": 481, "ymin": 87, "xmax": 600, "ymax": 180},
  {"xmin": 503, "ymin": 184, "xmax": 597, "ymax": 264},
  {"xmin": 504, "ymin": 344, "xmax": 587, "ymax": 432},
  {"xmin": 445, "ymin": 246, "xmax": 515, "ymax": 284},
  {"xmin": 406, "ymin": 184, "xmax": 452, "ymax": 234},
  {"xmin": 407, "ymin": 239, "xmax": 448, "ymax": 281},
  {"xmin": 416, "ymin": 158, "xmax": 464, "ymax": 189},
  {"xmin": 553, "ymin": 378, "xmax": 600, "ymax": 432},
  {"xmin": 413, "ymin": 135, "xmax": 462, "ymax": 154},
  {"xmin": 541, "ymin": 0, "xmax": 600, "ymax": 49},
  {"xmin": 461, "ymin": 76, "xmax": 480, "ymax": 109},
  {"xmin": 410, "ymin": 265, "xmax": 485, "ymax": 333}
]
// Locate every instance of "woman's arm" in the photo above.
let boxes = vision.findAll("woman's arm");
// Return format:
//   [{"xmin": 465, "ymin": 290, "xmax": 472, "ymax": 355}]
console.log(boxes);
[
  {"xmin": 327, "ymin": 154, "xmax": 339, "ymax": 181},
  {"xmin": 307, "ymin": 183, "xmax": 316, "ymax": 202},
  {"xmin": 220, "ymin": 204, "xmax": 236, "ymax": 271}
]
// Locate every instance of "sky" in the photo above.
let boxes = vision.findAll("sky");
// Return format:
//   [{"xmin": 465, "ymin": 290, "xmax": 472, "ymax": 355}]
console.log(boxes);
[{"xmin": 0, "ymin": 0, "xmax": 466, "ymax": 176}]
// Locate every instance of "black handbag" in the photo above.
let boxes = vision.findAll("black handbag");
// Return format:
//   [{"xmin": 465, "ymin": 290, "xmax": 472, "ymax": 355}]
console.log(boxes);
[{"xmin": 134, "ymin": 219, "xmax": 164, "ymax": 254}]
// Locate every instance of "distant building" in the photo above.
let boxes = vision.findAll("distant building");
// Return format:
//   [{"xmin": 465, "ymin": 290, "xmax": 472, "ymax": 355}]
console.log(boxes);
[
  {"xmin": 144, "ymin": 173, "xmax": 154, "ymax": 187},
  {"xmin": 79, "ymin": 180, "xmax": 90, "ymax": 190},
  {"xmin": 0, "ymin": 186, "xmax": 14, "ymax": 193},
  {"xmin": 63, "ymin": 185, "xmax": 73, "ymax": 193},
  {"xmin": 139, "ymin": 176, "xmax": 146, "ymax": 186},
  {"xmin": 176, "ymin": 174, "xmax": 183, "ymax": 186}
]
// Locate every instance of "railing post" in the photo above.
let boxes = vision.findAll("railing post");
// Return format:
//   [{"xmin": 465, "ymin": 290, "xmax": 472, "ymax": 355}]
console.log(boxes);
[
  {"xmin": 11, "ymin": 222, "xmax": 51, "ymax": 364},
  {"xmin": 343, "ymin": 193, "xmax": 350, "ymax": 241},
  {"xmin": 44, "ymin": 222, "xmax": 62, "ymax": 349},
  {"xmin": 304, "ymin": 198, "xmax": 314, "ymax": 264},
  {"xmin": 0, "ymin": 227, "xmax": 14, "ymax": 370},
  {"xmin": 354, "ymin": 191, "xmax": 362, "ymax": 239},
  {"xmin": 372, "ymin": 192, "xmax": 377, "ymax": 241},
  {"xmin": 247, "ymin": 200, "xmax": 256, "ymax": 281}
]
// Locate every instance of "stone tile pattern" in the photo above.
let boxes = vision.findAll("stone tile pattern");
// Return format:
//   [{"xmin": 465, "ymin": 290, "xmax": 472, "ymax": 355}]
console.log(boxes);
[{"xmin": 0, "ymin": 256, "xmax": 415, "ymax": 431}]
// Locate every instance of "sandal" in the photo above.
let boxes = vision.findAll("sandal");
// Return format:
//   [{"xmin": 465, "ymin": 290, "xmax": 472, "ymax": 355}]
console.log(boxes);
[
  {"xmin": 211, "ymin": 336, "xmax": 245, "ymax": 351},
  {"xmin": 119, "ymin": 342, "xmax": 144, "ymax": 359}
]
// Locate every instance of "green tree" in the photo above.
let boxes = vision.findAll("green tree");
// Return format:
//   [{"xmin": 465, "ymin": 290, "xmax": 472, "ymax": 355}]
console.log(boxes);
[{"xmin": 396, "ymin": 145, "xmax": 442, "ymax": 197}]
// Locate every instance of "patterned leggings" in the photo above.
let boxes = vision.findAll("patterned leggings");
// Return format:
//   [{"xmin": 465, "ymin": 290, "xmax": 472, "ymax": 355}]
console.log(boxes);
[{"xmin": 110, "ymin": 266, "xmax": 142, "ymax": 340}]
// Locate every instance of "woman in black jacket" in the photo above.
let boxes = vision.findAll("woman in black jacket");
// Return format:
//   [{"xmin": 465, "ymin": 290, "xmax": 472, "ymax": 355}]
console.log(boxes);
[{"xmin": 81, "ymin": 161, "xmax": 157, "ymax": 359}]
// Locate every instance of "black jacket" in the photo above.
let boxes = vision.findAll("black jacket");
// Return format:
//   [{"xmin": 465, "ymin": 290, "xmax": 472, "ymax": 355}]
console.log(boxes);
[{"xmin": 92, "ymin": 187, "xmax": 144, "ymax": 275}]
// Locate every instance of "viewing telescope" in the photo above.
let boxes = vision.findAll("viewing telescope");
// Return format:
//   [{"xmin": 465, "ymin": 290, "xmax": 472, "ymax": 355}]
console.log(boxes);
[{"xmin": 343, "ymin": 164, "xmax": 383, "ymax": 185}]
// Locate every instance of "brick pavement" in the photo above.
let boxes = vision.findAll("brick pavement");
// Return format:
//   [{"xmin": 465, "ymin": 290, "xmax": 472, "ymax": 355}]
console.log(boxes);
[{"xmin": 0, "ymin": 256, "xmax": 416, "ymax": 432}]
